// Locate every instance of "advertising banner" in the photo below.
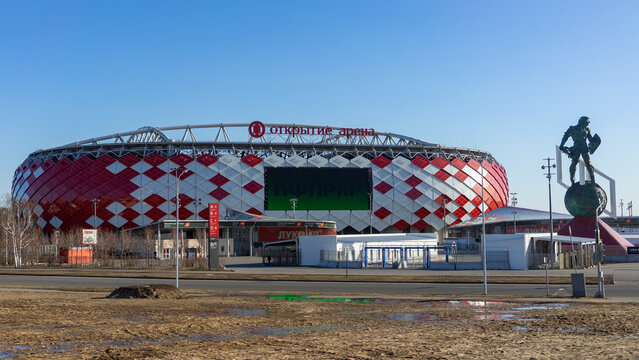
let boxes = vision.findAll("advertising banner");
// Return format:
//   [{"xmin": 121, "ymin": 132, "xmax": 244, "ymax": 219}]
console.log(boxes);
[
  {"xmin": 258, "ymin": 226, "xmax": 337, "ymax": 242},
  {"xmin": 208, "ymin": 203, "xmax": 219, "ymax": 237}
]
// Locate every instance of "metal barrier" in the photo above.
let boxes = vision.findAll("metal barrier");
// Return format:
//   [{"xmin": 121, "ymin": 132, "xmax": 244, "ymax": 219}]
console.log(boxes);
[{"xmin": 364, "ymin": 246, "xmax": 452, "ymax": 269}]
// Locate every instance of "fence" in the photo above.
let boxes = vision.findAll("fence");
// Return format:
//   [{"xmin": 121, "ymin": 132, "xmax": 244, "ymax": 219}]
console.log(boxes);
[
  {"xmin": 1, "ymin": 246, "xmax": 209, "ymax": 269},
  {"xmin": 363, "ymin": 246, "xmax": 454, "ymax": 269}
]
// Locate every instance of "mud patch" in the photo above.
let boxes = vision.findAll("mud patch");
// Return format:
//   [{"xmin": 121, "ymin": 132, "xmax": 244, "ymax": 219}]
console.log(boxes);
[{"xmin": 106, "ymin": 284, "xmax": 188, "ymax": 299}]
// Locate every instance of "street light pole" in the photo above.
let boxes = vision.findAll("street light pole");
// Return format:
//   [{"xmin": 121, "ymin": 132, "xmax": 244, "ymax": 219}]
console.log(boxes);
[
  {"xmin": 172, "ymin": 167, "xmax": 188, "ymax": 288},
  {"xmin": 290, "ymin": 198, "xmax": 298, "ymax": 219},
  {"xmin": 442, "ymin": 198, "xmax": 449, "ymax": 240},
  {"xmin": 91, "ymin": 198, "xmax": 100, "ymax": 228},
  {"xmin": 369, "ymin": 192, "xmax": 373, "ymax": 234},
  {"xmin": 510, "ymin": 192, "xmax": 517, "ymax": 234},
  {"xmin": 595, "ymin": 202, "xmax": 605, "ymax": 298},
  {"xmin": 481, "ymin": 155, "xmax": 487, "ymax": 295},
  {"xmin": 542, "ymin": 158, "xmax": 556, "ymax": 268}
]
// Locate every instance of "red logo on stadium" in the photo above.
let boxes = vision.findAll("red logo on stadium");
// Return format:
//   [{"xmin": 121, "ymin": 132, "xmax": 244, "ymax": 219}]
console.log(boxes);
[{"xmin": 249, "ymin": 121, "xmax": 266, "ymax": 138}]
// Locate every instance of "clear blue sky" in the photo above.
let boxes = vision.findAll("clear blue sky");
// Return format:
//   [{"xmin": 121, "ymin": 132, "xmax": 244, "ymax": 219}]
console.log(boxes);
[{"xmin": 2, "ymin": 0, "xmax": 638, "ymax": 215}]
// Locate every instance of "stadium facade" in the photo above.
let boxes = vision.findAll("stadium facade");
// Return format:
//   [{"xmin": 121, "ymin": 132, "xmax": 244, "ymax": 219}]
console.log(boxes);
[{"xmin": 12, "ymin": 122, "xmax": 509, "ymax": 235}]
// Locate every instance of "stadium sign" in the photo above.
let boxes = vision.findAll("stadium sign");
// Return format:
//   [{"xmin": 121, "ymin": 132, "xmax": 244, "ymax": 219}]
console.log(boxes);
[
  {"xmin": 249, "ymin": 121, "xmax": 374, "ymax": 138},
  {"xmin": 82, "ymin": 229, "xmax": 98, "ymax": 245}
]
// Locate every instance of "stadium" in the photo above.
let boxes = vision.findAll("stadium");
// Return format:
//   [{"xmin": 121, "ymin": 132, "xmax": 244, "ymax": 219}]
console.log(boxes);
[{"xmin": 12, "ymin": 122, "xmax": 509, "ymax": 244}]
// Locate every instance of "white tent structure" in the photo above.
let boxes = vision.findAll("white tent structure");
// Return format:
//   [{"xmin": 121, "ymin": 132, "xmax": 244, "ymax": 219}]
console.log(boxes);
[{"xmin": 298, "ymin": 233, "xmax": 438, "ymax": 268}]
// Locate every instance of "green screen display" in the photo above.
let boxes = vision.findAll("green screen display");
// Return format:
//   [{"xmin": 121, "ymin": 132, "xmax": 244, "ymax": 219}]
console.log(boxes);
[{"xmin": 265, "ymin": 167, "xmax": 372, "ymax": 210}]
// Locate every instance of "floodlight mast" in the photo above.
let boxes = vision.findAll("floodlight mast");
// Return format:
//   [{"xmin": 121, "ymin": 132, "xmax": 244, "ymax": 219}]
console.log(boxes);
[
  {"xmin": 172, "ymin": 167, "xmax": 188, "ymax": 288},
  {"xmin": 542, "ymin": 158, "xmax": 556, "ymax": 268}
]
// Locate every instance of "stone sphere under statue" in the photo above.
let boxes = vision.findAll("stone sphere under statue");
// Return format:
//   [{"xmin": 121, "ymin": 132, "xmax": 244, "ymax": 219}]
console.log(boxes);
[{"xmin": 564, "ymin": 182, "xmax": 607, "ymax": 217}]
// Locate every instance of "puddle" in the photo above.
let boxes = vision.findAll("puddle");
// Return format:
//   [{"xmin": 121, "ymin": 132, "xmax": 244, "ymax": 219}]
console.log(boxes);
[
  {"xmin": 449, "ymin": 300, "xmax": 513, "ymax": 307},
  {"xmin": 449, "ymin": 301, "xmax": 570, "ymax": 322},
  {"xmin": 514, "ymin": 325, "xmax": 531, "ymax": 332},
  {"xmin": 269, "ymin": 294, "xmax": 371, "ymax": 303},
  {"xmin": 228, "ymin": 308, "xmax": 266, "ymax": 317},
  {"xmin": 0, "ymin": 344, "xmax": 64, "ymax": 359},
  {"xmin": 374, "ymin": 299, "xmax": 400, "ymax": 304},
  {"xmin": 375, "ymin": 313, "xmax": 438, "ymax": 322},
  {"xmin": 514, "ymin": 304, "xmax": 570, "ymax": 311}
]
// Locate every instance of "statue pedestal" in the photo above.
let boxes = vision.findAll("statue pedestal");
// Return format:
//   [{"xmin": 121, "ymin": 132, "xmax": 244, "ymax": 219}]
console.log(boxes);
[
  {"xmin": 557, "ymin": 217, "xmax": 632, "ymax": 256},
  {"xmin": 564, "ymin": 182, "xmax": 607, "ymax": 217}
]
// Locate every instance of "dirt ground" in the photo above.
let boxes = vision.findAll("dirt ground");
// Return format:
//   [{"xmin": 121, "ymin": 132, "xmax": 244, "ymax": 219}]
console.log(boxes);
[{"xmin": 0, "ymin": 290, "xmax": 638, "ymax": 359}]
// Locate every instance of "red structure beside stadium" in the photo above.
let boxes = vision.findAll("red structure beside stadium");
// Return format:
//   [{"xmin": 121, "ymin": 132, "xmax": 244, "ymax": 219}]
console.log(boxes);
[{"xmin": 12, "ymin": 123, "xmax": 509, "ymax": 234}]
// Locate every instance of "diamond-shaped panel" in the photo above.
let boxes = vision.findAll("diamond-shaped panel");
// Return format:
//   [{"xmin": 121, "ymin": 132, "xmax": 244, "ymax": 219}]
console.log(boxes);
[
  {"xmin": 350, "ymin": 155, "xmax": 370, "ymax": 168},
  {"xmin": 371, "ymin": 156, "xmax": 391, "ymax": 168},
  {"xmin": 144, "ymin": 153, "xmax": 167, "ymax": 166},
  {"xmin": 405, "ymin": 188, "xmax": 423, "ymax": 201},
  {"xmin": 144, "ymin": 194, "xmax": 166, "ymax": 207},
  {"xmin": 210, "ymin": 174, "xmax": 229, "ymax": 186},
  {"xmin": 243, "ymin": 181, "xmax": 264, "ymax": 194},
  {"xmin": 264, "ymin": 154, "xmax": 285, "ymax": 167},
  {"xmin": 286, "ymin": 155, "xmax": 306, "ymax": 167},
  {"xmin": 308, "ymin": 155, "xmax": 329, "ymax": 168},
  {"xmin": 118, "ymin": 194, "xmax": 139, "ymax": 208},
  {"xmin": 374, "ymin": 207, "xmax": 391, "ymax": 220},
  {"xmin": 413, "ymin": 219, "xmax": 429, "ymax": 231},
  {"xmin": 414, "ymin": 207, "xmax": 431, "ymax": 219},
  {"xmin": 393, "ymin": 219, "xmax": 410, "ymax": 231},
  {"xmin": 210, "ymin": 187, "xmax": 230, "ymax": 200},
  {"xmin": 120, "ymin": 208, "xmax": 140, "ymax": 221},
  {"xmin": 197, "ymin": 154, "xmax": 218, "ymax": 167},
  {"xmin": 431, "ymin": 157, "xmax": 449, "ymax": 169},
  {"xmin": 405, "ymin": 175, "xmax": 422, "ymax": 187},
  {"xmin": 374, "ymin": 181, "xmax": 392, "ymax": 194},
  {"xmin": 171, "ymin": 154, "xmax": 194, "ymax": 166},
  {"xmin": 329, "ymin": 155, "xmax": 349, "ymax": 168},
  {"xmin": 241, "ymin": 154, "xmax": 263, "ymax": 167},
  {"xmin": 118, "ymin": 154, "xmax": 141, "ymax": 167},
  {"xmin": 412, "ymin": 156, "xmax": 430, "ymax": 169}
]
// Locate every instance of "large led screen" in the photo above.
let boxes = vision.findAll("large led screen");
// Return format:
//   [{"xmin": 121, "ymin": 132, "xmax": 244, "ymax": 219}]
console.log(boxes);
[{"xmin": 265, "ymin": 167, "xmax": 372, "ymax": 210}]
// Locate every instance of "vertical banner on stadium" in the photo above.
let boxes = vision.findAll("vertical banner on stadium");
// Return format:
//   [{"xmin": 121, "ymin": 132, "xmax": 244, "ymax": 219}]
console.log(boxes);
[{"xmin": 208, "ymin": 203, "xmax": 219, "ymax": 237}]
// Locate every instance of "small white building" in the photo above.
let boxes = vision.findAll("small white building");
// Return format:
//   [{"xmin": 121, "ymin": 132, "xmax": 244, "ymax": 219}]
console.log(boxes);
[
  {"xmin": 463, "ymin": 233, "xmax": 596, "ymax": 270},
  {"xmin": 298, "ymin": 233, "xmax": 439, "ymax": 268}
]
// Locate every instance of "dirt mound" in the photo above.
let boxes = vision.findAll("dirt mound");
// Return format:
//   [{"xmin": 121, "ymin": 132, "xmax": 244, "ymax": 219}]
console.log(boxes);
[{"xmin": 107, "ymin": 284, "xmax": 187, "ymax": 299}]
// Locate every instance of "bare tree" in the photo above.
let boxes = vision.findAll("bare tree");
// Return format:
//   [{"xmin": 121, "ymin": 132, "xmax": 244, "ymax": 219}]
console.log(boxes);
[
  {"xmin": 0, "ymin": 195, "xmax": 37, "ymax": 268},
  {"xmin": 144, "ymin": 228, "xmax": 157, "ymax": 268},
  {"xmin": 0, "ymin": 207, "xmax": 10, "ymax": 266}
]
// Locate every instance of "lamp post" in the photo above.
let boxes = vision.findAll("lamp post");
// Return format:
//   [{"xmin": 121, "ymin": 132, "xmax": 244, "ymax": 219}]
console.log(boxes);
[
  {"xmin": 510, "ymin": 193, "xmax": 518, "ymax": 234},
  {"xmin": 542, "ymin": 158, "xmax": 556, "ymax": 268},
  {"xmin": 369, "ymin": 192, "xmax": 373, "ymax": 234},
  {"xmin": 442, "ymin": 198, "xmax": 450, "ymax": 240},
  {"xmin": 290, "ymin": 198, "xmax": 298, "ymax": 219},
  {"xmin": 481, "ymin": 154, "xmax": 487, "ymax": 295},
  {"xmin": 91, "ymin": 198, "xmax": 100, "ymax": 228},
  {"xmin": 595, "ymin": 202, "xmax": 605, "ymax": 298},
  {"xmin": 172, "ymin": 167, "xmax": 188, "ymax": 288}
]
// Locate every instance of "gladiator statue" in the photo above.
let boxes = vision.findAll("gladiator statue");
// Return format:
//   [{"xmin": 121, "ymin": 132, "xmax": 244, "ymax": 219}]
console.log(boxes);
[{"xmin": 559, "ymin": 116, "xmax": 600, "ymax": 184}]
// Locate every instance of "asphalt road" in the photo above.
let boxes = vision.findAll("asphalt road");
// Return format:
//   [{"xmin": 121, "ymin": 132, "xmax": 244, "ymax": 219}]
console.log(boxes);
[{"xmin": 1, "ymin": 274, "xmax": 638, "ymax": 299}]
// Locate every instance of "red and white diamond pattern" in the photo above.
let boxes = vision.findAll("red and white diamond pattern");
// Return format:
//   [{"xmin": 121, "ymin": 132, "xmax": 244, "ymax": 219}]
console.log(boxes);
[{"xmin": 12, "ymin": 152, "xmax": 508, "ymax": 233}]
